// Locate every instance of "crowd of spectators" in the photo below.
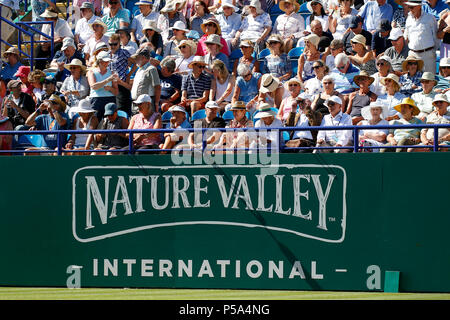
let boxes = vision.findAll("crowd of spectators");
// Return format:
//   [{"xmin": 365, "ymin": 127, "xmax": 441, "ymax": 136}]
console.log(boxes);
[{"xmin": 1, "ymin": 0, "xmax": 450, "ymax": 154}]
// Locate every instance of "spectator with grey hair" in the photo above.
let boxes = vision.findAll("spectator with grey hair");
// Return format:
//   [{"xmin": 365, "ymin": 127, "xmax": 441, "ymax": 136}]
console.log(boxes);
[
  {"xmin": 311, "ymin": 75, "xmax": 345, "ymax": 116},
  {"xmin": 331, "ymin": 52, "xmax": 360, "ymax": 96},
  {"xmin": 158, "ymin": 57, "xmax": 183, "ymax": 113},
  {"xmin": 232, "ymin": 63, "xmax": 262, "ymax": 110},
  {"xmin": 369, "ymin": 55, "xmax": 393, "ymax": 96},
  {"xmin": 323, "ymin": 39, "xmax": 345, "ymax": 71}
]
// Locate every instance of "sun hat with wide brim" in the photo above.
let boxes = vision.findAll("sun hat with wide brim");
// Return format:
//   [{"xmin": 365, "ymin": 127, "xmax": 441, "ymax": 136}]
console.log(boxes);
[
  {"xmin": 304, "ymin": 34, "xmax": 320, "ymax": 49},
  {"xmin": 279, "ymin": 0, "xmax": 300, "ymax": 13},
  {"xmin": 350, "ymin": 34, "xmax": 366, "ymax": 46},
  {"xmin": 187, "ymin": 55, "xmax": 208, "ymax": 69},
  {"xmin": 432, "ymin": 93, "xmax": 450, "ymax": 106},
  {"xmin": 142, "ymin": 19, "xmax": 162, "ymax": 33},
  {"xmin": 361, "ymin": 101, "xmax": 389, "ymax": 121},
  {"xmin": 257, "ymin": 103, "xmax": 277, "ymax": 118},
  {"xmin": 260, "ymin": 74, "xmax": 281, "ymax": 93},
  {"xmin": 380, "ymin": 73, "xmax": 401, "ymax": 87},
  {"xmin": 96, "ymin": 51, "xmax": 112, "ymax": 62},
  {"xmin": 2, "ymin": 46, "xmax": 20, "ymax": 59},
  {"xmin": 230, "ymin": 101, "xmax": 246, "ymax": 111},
  {"xmin": 404, "ymin": 0, "xmax": 422, "ymax": 6},
  {"xmin": 64, "ymin": 58, "xmax": 87, "ymax": 73},
  {"xmin": 283, "ymin": 77, "xmax": 303, "ymax": 91},
  {"xmin": 90, "ymin": 19, "xmax": 108, "ymax": 33},
  {"xmin": 169, "ymin": 20, "xmax": 189, "ymax": 33},
  {"xmin": 244, "ymin": 0, "xmax": 264, "ymax": 15},
  {"xmin": 40, "ymin": 8, "xmax": 58, "ymax": 18},
  {"xmin": 307, "ymin": 0, "xmax": 324, "ymax": 13},
  {"xmin": 393, "ymin": 97, "xmax": 420, "ymax": 116},
  {"xmin": 201, "ymin": 17, "xmax": 222, "ymax": 35},
  {"xmin": 221, "ymin": 0, "xmax": 238, "ymax": 11},
  {"xmin": 135, "ymin": 0, "xmax": 153, "ymax": 5},
  {"xmin": 354, "ymin": 70, "xmax": 375, "ymax": 86},
  {"xmin": 420, "ymin": 71, "xmax": 438, "ymax": 84},
  {"xmin": 204, "ymin": 34, "xmax": 223, "ymax": 48},
  {"xmin": 440, "ymin": 57, "xmax": 450, "ymax": 68},
  {"xmin": 402, "ymin": 54, "xmax": 424, "ymax": 72},
  {"xmin": 71, "ymin": 99, "xmax": 96, "ymax": 114}
]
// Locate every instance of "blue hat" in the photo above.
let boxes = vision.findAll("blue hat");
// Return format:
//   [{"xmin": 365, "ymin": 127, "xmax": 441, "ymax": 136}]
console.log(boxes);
[
  {"xmin": 349, "ymin": 16, "xmax": 362, "ymax": 29},
  {"xmin": 44, "ymin": 74, "xmax": 56, "ymax": 84},
  {"xmin": 104, "ymin": 103, "xmax": 118, "ymax": 116},
  {"xmin": 186, "ymin": 30, "xmax": 200, "ymax": 40}
]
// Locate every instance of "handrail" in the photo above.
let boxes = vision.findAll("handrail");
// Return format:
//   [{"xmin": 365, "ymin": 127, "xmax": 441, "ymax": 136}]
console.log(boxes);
[{"xmin": 0, "ymin": 123, "xmax": 449, "ymax": 155}]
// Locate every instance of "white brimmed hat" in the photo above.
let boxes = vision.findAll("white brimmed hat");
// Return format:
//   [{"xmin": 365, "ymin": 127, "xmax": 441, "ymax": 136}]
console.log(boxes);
[
  {"xmin": 404, "ymin": 0, "xmax": 422, "ymax": 5},
  {"xmin": 221, "ymin": 0, "xmax": 238, "ymax": 11},
  {"xmin": 432, "ymin": 93, "xmax": 450, "ymax": 106},
  {"xmin": 205, "ymin": 101, "xmax": 220, "ymax": 109},
  {"xmin": 187, "ymin": 56, "xmax": 207, "ymax": 69},
  {"xmin": 40, "ymin": 8, "xmax": 58, "ymax": 18},
  {"xmin": 440, "ymin": 57, "xmax": 450, "ymax": 68},
  {"xmin": 71, "ymin": 99, "xmax": 96, "ymax": 114},
  {"xmin": 142, "ymin": 20, "xmax": 162, "ymax": 33},
  {"xmin": 204, "ymin": 34, "xmax": 223, "ymax": 48},
  {"xmin": 245, "ymin": 0, "xmax": 264, "ymax": 15},
  {"xmin": 380, "ymin": 73, "xmax": 400, "ymax": 87},
  {"xmin": 64, "ymin": 58, "xmax": 86, "ymax": 73},
  {"xmin": 361, "ymin": 100, "xmax": 389, "ymax": 120},
  {"xmin": 96, "ymin": 51, "xmax": 112, "ymax": 62},
  {"xmin": 90, "ymin": 19, "xmax": 108, "ymax": 33},
  {"xmin": 61, "ymin": 37, "xmax": 76, "ymax": 50},
  {"xmin": 135, "ymin": 0, "xmax": 153, "ymax": 5},
  {"xmin": 324, "ymin": 95, "xmax": 342, "ymax": 108},
  {"xmin": 169, "ymin": 105, "xmax": 186, "ymax": 113},
  {"xmin": 388, "ymin": 28, "xmax": 403, "ymax": 41},
  {"xmin": 134, "ymin": 94, "xmax": 152, "ymax": 104},
  {"xmin": 260, "ymin": 74, "xmax": 280, "ymax": 93},
  {"xmin": 257, "ymin": 103, "xmax": 277, "ymax": 118},
  {"xmin": 283, "ymin": 77, "xmax": 303, "ymax": 91},
  {"xmin": 307, "ymin": 0, "xmax": 324, "ymax": 13},
  {"xmin": 350, "ymin": 34, "xmax": 366, "ymax": 46},
  {"xmin": 169, "ymin": 21, "xmax": 189, "ymax": 33}
]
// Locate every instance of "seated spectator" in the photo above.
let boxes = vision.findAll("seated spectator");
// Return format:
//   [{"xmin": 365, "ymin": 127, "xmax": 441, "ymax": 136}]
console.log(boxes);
[
  {"xmin": 25, "ymin": 94, "xmax": 71, "ymax": 152},
  {"xmin": 130, "ymin": 47, "xmax": 162, "ymax": 114},
  {"xmin": 273, "ymin": 0, "xmax": 305, "ymax": 53},
  {"xmin": 36, "ymin": 74, "xmax": 65, "ymax": 108},
  {"xmin": 130, "ymin": 0, "xmax": 160, "ymax": 44},
  {"xmin": 87, "ymin": 42, "xmax": 111, "ymax": 69},
  {"xmin": 83, "ymin": 19, "xmax": 110, "ymax": 65},
  {"xmin": 50, "ymin": 37, "xmax": 86, "ymax": 83},
  {"xmin": 127, "ymin": 94, "xmax": 162, "ymax": 153},
  {"xmin": 214, "ymin": 100, "xmax": 254, "ymax": 153},
  {"xmin": 0, "ymin": 47, "xmax": 23, "ymax": 85},
  {"xmin": 160, "ymin": 105, "xmax": 192, "ymax": 152},
  {"xmin": 159, "ymin": 57, "xmax": 183, "ymax": 113},
  {"xmin": 311, "ymin": 75, "xmax": 345, "ymax": 116},
  {"xmin": 258, "ymin": 73, "xmax": 285, "ymax": 110},
  {"xmin": 87, "ymin": 51, "xmax": 119, "ymax": 121},
  {"xmin": 60, "ymin": 59, "xmax": 90, "ymax": 117},
  {"xmin": 140, "ymin": 20, "xmax": 164, "ymax": 57},
  {"xmin": 164, "ymin": 21, "xmax": 189, "ymax": 58},
  {"xmin": 348, "ymin": 34, "xmax": 377, "ymax": 75},
  {"xmin": 399, "ymin": 53, "xmax": 424, "ymax": 96},
  {"xmin": 370, "ymin": 55, "xmax": 393, "ymax": 96},
  {"xmin": 231, "ymin": 40, "xmax": 260, "ymax": 76},
  {"xmin": 357, "ymin": 101, "xmax": 389, "ymax": 152},
  {"xmin": 13, "ymin": 66, "xmax": 32, "ymax": 96},
  {"xmin": 346, "ymin": 70, "xmax": 377, "ymax": 125},
  {"xmin": 329, "ymin": 0, "xmax": 358, "ymax": 41},
  {"xmin": 298, "ymin": 19, "xmax": 334, "ymax": 48},
  {"xmin": 231, "ymin": 0, "xmax": 272, "ymax": 53},
  {"xmin": 314, "ymin": 95, "xmax": 353, "ymax": 153},
  {"xmin": 109, "ymin": 34, "xmax": 132, "ymax": 115},
  {"xmin": 381, "ymin": 97, "xmax": 424, "ymax": 152},
  {"xmin": 411, "ymin": 72, "xmax": 438, "ymax": 121},
  {"xmin": 64, "ymin": 98, "xmax": 99, "ymax": 155},
  {"xmin": 262, "ymin": 34, "xmax": 292, "ymax": 82},
  {"xmin": 422, "ymin": 0, "xmax": 448, "ymax": 20},
  {"xmin": 322, "ymin": 39, "xmax": 345, "ymax": 71},
  {"xmin": 304, "ymin": 60, "xmax": 329, "ymax": 97},
  {"xmin": 370, "ymin": 19, "xmax": 393, "ymax": 57},
  {"xmin": 377, "ymin": 73, "xmax": 407, "ymax": 120},
  {"xmin": 383, "ymin": 28, "xmax": 409, "ymax": 77},
  {"xmin": 35, "ymin": 8, "xmax": 73, "ymax": 71},
  {"xmin": 437, "ymin": 5, "xmax": 450, "ymax": 58},
  {"xmin": 342, "ymin": 16, "xmax": 372, "ymax": 56},
  {"xmin": 331, "ymin": 52, "xmax": 360, "ymax": 95},
  {"xmin": 174, "ymin": 40, "xmax": 197, "ymax": 76},
  {"xmin": 415, "ymin": 93, "xmax": 450, "ymax": 151},
  {"xmin": 157, "ymin": 0, "xmax": 188, "ymax": 45},
  {"xmin": 210, "ymin": 59, "xmax": 235, "ymax": 111},
  {"xmin": 180, "ymin": 56, "xmax": 212, "ymax": 114},
  {"xmin": 116, "ymin": 28, "xmax": 138, "ymax": 56},
  {"xmin": 298, "ymin": 34, "xmax": 322, "ymax": 82},
  {"xmin": 92, "ymin": 102, "xmax": 129, "ymax": 155},
  {"xmin": 197, "ymin": 17, "xmax": 230, "ymax": 57},
  {"xmin": 232, "ymin": 63, "xmax": 262, "ymax": 111},
  {"xmin": 27, "ymin": 69, "xmax": 46, "ymax": 105},
  {"xmin": 278, "ymin": 77, "xmax": 303, "ymax": 123},
  {"xmin": 305, "ymin": 0, "xmax": 330, "ymax": 33},
  {"xmin": 190, "ymin": 0, "xmax": 214, "ymax": 37},
  {"xmin": 1, "ymin": 80, "xmax": 35, "ymax": 130},
  {"xmin": 184, "ymin": 100, "xmax": 225, "ymax": 150},
  {"xmin": 0, "ymin": 115, "xmax": 13, "ymax": 152},
  {"xmin": 253, "ymin": 103, "xmax": 284, "ymax": 152},
  {"xmin": 204, "ymin": 34, "xmax": 231, "ymax": 72},
  {"xmin": 215, "ymin": 0, "xmax": 242, "ymax": 52},
  {"xmin": 74, "ymin": 2, "xmax": 100, "ymax": 49},
  {"xmin": 101, "ymin": 0, "xmax": 130, "ymax": 37}
]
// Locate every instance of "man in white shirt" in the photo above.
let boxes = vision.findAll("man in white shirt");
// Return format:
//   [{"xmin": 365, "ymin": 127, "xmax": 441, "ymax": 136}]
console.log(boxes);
[
  {"xmin": 74, "ymin": 2, "xmax": 100, "ymax": 49},
  {"xmin": 403, "ymin": 0, "xmax": 439, "ymax": 73},
  {"xmin": 130, "ymin": 0, "xmax": 160, "ymax": 44},
  {"xmin": 314, "ymin": 95, "xmax": 353, "ymax": 153}
]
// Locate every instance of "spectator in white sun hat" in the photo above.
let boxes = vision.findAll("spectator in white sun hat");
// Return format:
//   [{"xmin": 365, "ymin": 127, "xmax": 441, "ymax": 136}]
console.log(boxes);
[
  {"xmin": 411, "ymin": 72, "xmax": 438, "ymax": 121},
  {"xmin": 357, "ymin": 100, "xmax": 389, "ymax": 152},
  {"xmin": 164, "ymin": 21, "xmax": 190, "ymax": 58},
  {"xmin": 215, "ymin": 0, "xmax": 242, "ymax": 51}
]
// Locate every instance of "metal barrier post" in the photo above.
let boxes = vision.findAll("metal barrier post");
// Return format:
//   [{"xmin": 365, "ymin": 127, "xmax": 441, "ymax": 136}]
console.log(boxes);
[
  {"xmin": 128, "ymin": 131, "xmax": 134, "ymax": 154},
  {"xmin": 353, "ymin": 128, "xmax": 359, "ymax": 153},
  {"xmin": 434, "ymin": 126, "xmax": 439, "ymax": 152}
]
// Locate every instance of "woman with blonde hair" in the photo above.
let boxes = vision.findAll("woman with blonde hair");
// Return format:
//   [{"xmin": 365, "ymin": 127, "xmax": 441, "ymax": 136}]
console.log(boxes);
[
  {"xmin": 210, "ymin": 59, "xmax": 235, "ymax": 111},
  {"xmin": 174, "ymin": 39, "xmax": 198, "ymax": 75},
  {"xmin": 262, "ymin": 34, "xmax": 292, "ymax": 82}
]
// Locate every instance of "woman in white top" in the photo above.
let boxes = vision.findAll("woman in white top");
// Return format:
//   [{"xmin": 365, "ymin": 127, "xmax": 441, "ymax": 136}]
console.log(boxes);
[
  {"xmin": 116, "ymin": 28, "xmax": 139, "ymax": 55},
  {"xmin": 304, "ymin": 60, "xmax": 329, "ymax": 97},
  {"xmin": 305, "ymin": 0, "xmax": 330, "ymax": 33},
  {"xmin": 164, "ymin": 21, "xmax": 189, "ymax": 58},
  {"xmin": 252, "ymin": 103, "xmax": 284, "ymax": 152},
  {"xmin": 328, "ymin": 0, "xmax": 358, "ymax": 40},
  {"xmin": 376, "ymin": 73, "xmax": 406, "ymax": 121},
  {"xmin": 74, "ymin": 2, "xmax": 100, "ymax": 48},
  {"xmin": 210, "ymin": 59, "xmax": 235, "ymax": 111},
  {"xmin": 357, "ymin": 101, "xmax": 389, "ymax": 152},
  {"xmin": 174, "ymin": 39, "xmax": 197, "ymax": 76},
  {"xmin": 273, "ymin": 0, "xmax": 305, "ymax": 53}
]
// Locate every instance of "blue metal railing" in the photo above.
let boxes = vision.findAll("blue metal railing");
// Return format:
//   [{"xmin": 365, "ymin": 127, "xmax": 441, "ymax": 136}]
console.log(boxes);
[{"xmin": 0, "ymin": 123, "xmax": 449, "ymax": 155}]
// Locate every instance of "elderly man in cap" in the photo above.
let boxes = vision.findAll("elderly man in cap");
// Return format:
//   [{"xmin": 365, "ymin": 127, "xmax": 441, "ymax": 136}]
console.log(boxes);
[
  {"xmin": 130, "ymin": 0, "xmax": 160, "ymax": 44},
  {"xmin": 0, "ymin": 47, "xmax": 23, "ymax": 85},
  {"xmin": 74, "ymin": 2, "xmax": 100, "ymax": 49},
  {"xmin": 1, "ymin": 79, "xmax": 35, "ymax": 130},
  {"xmin": 130, "ymin": 47, "xmax": 161, "ymax": 115},
  {"xmin": 253, "ymin": 103, "xmax": 284, "ymax": 152},
  {"xmin": 404, "ymin": 0, "xmax": 438, "ymax": 73},
  {"xmin": 415, "ymin": 93, "xmax": 450, "ymax": 151},
  {"xmin": 180, "ymin": 56, "xmax": 212, "ymax": 115},
  {"xmin": 411, "ymin": 72, "xmax": 438, "ymax": 120},
  {"xmin": 93, "ymin": 102, "xmax": 129, "ymax": 155},
  {"xmin": 358, "ymin": 0, "xmax": 394, "ymax": 33},
  {"xmin": 101, "ymin": 0, "xmax": 130, "ymax": 37},
  {"xmin": 314, "ymin": 95, "xmax": 353, "ymax": 153},
  {"xmin": 50, "ymin": 37, "xmax": 86, "ymax": 83},
  {"xmin": 160, "ymin": 104, "xmax": 192, "ymax": 152},
  {"xmin": 383, "ymin": 28, "xmax": 409, "ymax": 76}
]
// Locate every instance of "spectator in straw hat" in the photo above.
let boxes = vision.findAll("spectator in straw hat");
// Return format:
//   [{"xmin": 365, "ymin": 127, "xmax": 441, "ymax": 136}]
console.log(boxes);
[
  {"xmin": 189, "ymin": 0, "xmax": 214, "ymax": 37},
  {"xmin": 74, "ymin": 2, "xmax": 100, "ymax": 49},
  {"xmin": 347, "ymin": 70, "xmax": 377, "ymax": 124},
  {"xmin": 174, "ymin": 40, "xmax": 198, "ymax": 75},
  {"xmin": 399, "ymin": 53, "xmax": 424, "ymax": 95},
  {"xmin": 377, "ymin": 73, "xmax": 407, "ymax": 120},
  {"xmin": 262, "ymin": 34, "xmax": 292, "ymax": 82},
  {"xmin": 342, "ymin": 16, "xmax": 372, "ymax": 55},
  {"xmin": 163, "ymin": 21, "xmax": 189, "ymax": 58},
  {"xmin": 215, "ymin": 0, "xmax": 242, "ymax": 51},
  {"xmin": 130, "ymin": 0, "xmax": 160, "ymax": 44},
  {"xmin": 140, "ymin": 20, "xmax": 164, "ymax": 57},
  {"xmin": 101, "ymin": 0, "xmax": 131, "ymax": 37},
  {"xmin": 411, "ymin": 72, "xmax": 438, "ymax": 120},
  {"xmin": 180, "ymin": 56, "xmax": 212, "ymax": 114},
  {"xmin": 157, "ymin": 0, "xmax": 188, "ymax": 45},
  {"xmin": 383, "ymin": 28, "xmax": 409, "ymax": 76},
  {"xmin": 381, "ymin": 97, "xmax": 424, "ymax": 152},
  {"xmin": 197, "ymin": 17, "xmax": 230, "ymax": 57},
  {"xmin": 258, "ymin": 73, "xmax": 285, "ymax": 110},
  {"xmin": 51, "ymin": 37, "xmax": 86, "ymax": 83},
  {"xmin": 83, "ymin": 19, "xmax": 110, "ymax": 64},
  {"xmin": 357, "ymin": 100, "xmax": 389, "ymax": 152},
  {"xmin": 1, "ymin": 47, "xmax": 23, "ymax": 84},
  {"xmin": 1, "ymin": 80, "xmax": 35, "ymax": 130},
  {"xmin": 348, "ymin": 34, "xmax": 377, "ymax": 75},
  {"xmin": 298, "ymin": 34, "xmax": 322, "ymax": 82},
  {"xmin": 60, "ymin": 59, "xmax": 90, "ymax": 114},
  {"xmin": 273, "ymin": 0, "xmax": 305, "ymax": 53},
  {"xmin": 204, "ymin": 34, "xmax": 231, "ymax": 72},
  {"xmin": 253, "ymin": 103, "xmax": 284, "ymax": 152}
]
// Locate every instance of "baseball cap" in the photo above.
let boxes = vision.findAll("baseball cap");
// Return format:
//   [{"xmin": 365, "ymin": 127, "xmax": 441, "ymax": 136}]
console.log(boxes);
[
  {"xmin": 205, "ymin": 101, "xmax": 220, "ymax": 109},
  {"xmin": 324, "ymin": 96, "xmax": 342, "ymax": 107},
  {"xmin": 349, "ymin": 16, "xmax": 362, "ymax": 29},
  {"xmin": 134, "ymin": 94, "xmax": 152, "ymax": 104},
  {"xmin": 104, "ymin": 102, "xmax": 118, "ymax": 116},
  {"xmin": 388, "ymin": 28, "xmax": 403, "ymax": 41}
]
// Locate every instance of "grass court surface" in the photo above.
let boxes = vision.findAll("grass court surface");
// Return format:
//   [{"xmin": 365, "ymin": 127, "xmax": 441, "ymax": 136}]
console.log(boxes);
[{"xmin": 1, "ymin": 287, "xmax": 450, "ymax": 300}]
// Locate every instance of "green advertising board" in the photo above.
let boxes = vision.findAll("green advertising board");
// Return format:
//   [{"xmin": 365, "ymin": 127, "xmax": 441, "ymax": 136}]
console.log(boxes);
[{"xmin": 0, "ymin": 152, "xmax": 449, "ymax": 292}]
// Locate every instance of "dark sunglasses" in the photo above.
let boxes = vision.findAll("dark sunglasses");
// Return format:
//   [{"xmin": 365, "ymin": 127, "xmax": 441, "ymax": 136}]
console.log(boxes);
[
  {"xmin": 109, "ymin": 42, "xmax": 119, "ymax": 46},
  {"xmin": 204, "ymin": 23, "xmax": 215, "ymax": 27},
  {"xmin": 289, "ymin": 83, "xmax": 299, "ymax": 87},
  {"xmin": 197, "ymin": 65, "xmax": 206, "ymax": 69},
  {"xmin": 323, "ymin": 81, "xmax": 333, "ymax": 84},
  {"xmin": 313, "ymin": 65, "xmax": 322, "ymax": 69},
  {"xmin": 244, "ymin": 73, "xmax": 252, "ymax": 78},
  {"xmin": 109, "ymin": 1, "xmax": 119, "ymax": 4},
  {"xmin": 268, "ymin": 41, "xmax": 279, "ymax": 45},
  {"xmin": 376, "ymin": 62, "xmax": 385, "ymax": 66},
  {"xmin": 327, "ymin": 101, "xmax": 336, "ymax": 107},
  {"xmin": 179, "ymin": 45, "xmax": 187, "ymax": 49},
  {"xmin": 407, "ymin": 62, "xmax": 418, "ymax": 65}
]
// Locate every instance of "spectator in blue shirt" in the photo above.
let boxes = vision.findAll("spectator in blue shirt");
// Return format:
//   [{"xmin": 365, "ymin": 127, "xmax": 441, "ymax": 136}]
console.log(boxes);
[
  {"xmin": 101, "ymin": 0, "xmax": 130, "ymax": 37},
  {"xmin": 51, "ymin": 37, "xmax": 86, "ymax": 83},
  {"xmin": 422, "ymin": 0, "xmax": 449, "ymax": 20},
  {"xmin": 358, "ymin": 0, "xmax": 394, "ymax": 33},
  {"xmin": 0, "ymin": 47, "xmax": 23, "ymax": 84},
  {"xmin": 331, "ymin": 52, "xmax": 360, "ymax": 96}
]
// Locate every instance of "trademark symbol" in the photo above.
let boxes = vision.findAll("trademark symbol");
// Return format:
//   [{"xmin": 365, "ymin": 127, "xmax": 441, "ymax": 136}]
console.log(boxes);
[{"xmin": 328, "ymin": 217, "xmax": 336, "ymax": 222}]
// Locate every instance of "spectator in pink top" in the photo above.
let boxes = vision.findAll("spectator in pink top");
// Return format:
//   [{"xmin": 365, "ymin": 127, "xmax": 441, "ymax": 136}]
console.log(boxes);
[{"xmin": 196, "ymin": 17, "xmax": 230, "ymax": 57}]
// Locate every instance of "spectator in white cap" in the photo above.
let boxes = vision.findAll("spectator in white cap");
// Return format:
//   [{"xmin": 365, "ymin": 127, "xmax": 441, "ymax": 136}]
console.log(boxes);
[
  {"xmin": 163, "ymin": 21, "xmax": 189, "ymax": 58},
  {"xmin": 64, "ymin": 98, "xmax": 99, "ymax": 155},
  {"xmin": 403, "ymin": 0, "xmax": 438, "ymax": 73},
  {"xmin": 157, "ymin": 0, "xmax": 188, "ymax": 45},
  {"xmin": 383, "ymin": 28, "xmax": 409, "ymax": 76},
  {"xmin": 438, "ymin": 57, "xmax": 450, "ymax": 80},
  {"xmin": 130, "ymin": 0, "xmax": 160, "ymax": 44},
  {"xmin": 50, "ymin": 37, "xmax": 86, "ymax": 83},
  {"xmin": 314, "ymin": 95, "xmax": 353, "ymax": 153},
  {"xmin": 74, "ymin": 2, "xmax": 100, "ymax": 48},
  {"xmin": 126, "ymin": 94, "xmax": 163, "ymax": 153},
  {"xmin": 357, "ymin": 100, "xmax": 389, "ymax": 152},
  {"xmin": 411, "ymin": 71, "xmax": 438, "ymax": 121},
  {"xmin": 160, "ymin": 104, "xmax": 192, "ymax": 152},
  {"xmin": 215, "ymin": 0, "xmax": 242, "ymax": 51}
]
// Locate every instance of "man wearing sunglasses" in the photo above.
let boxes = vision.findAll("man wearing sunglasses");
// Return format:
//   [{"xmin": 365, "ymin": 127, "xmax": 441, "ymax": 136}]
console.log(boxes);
[
  {"xmin": 101, "ymin": 0, "xmax": 130, "ymax": 37},
  {"xmin": 331, "ymin": 52, "xmax": 360, "ymax": 96}
]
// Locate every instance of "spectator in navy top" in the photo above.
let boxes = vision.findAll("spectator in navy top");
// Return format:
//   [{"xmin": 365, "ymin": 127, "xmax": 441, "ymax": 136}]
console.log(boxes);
[
  {"xmin": 343, "ymin": 16, "xmax": 373, "ymax": 55},
  {"xmin": 180, "ymin": 56, "xmax": 212, "ymax": 114},
  {"xmin": 159, "ymin": 57, "xmax": 183, "ymax": 113}
]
